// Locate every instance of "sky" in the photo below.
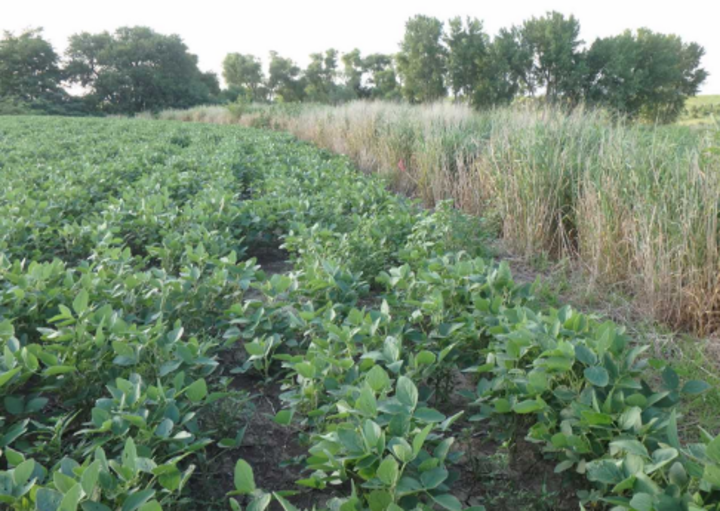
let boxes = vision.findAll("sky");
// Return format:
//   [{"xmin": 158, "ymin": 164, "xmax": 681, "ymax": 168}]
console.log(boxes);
[{"xmin": 3, "ymin": 0, "xmax": 719, "ymax": 94}]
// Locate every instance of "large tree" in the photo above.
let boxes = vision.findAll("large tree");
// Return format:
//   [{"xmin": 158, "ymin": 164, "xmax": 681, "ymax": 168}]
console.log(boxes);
[
  {"xmin": 364, "ymin": 53, "xmax": 401, "ymax": 101},
  {"xmin": 65, "ymin": 27, "xmax": 216, "ymax": 114},
  {"xmin": 304, "ymin": 49, "xmax": 339, "ymax": 103},
  {"xmin": 444, "ymin": 17, "xmax": 490, "ymax": 100},
  {"xmin": 267, "ymin": 51, "xmax": 305, "ymax": 102},
  {"xmin": 396, "ymin": 15, "xmax": 448, "ymax": 103},
  {"xmin": 522, "ymin": 11, "xmax": 585, "ymax": 103},
  {"xmin": 585, "ymin": 29, "xmax": 707, "ymax": 122},
  {"xmin": 222, "ymin": 53, "xmax": 265, "ymax": 101},
  {"xmin": 0, "ymin": 28, "xmax": 63, "ymax": 103},
  {"xmin": 467, "ymin": 28, "xmax": 527, "ymax": 108},
  {"xmin": 341, "ymin": 49, "xmax": 366, "ymax": 99}
]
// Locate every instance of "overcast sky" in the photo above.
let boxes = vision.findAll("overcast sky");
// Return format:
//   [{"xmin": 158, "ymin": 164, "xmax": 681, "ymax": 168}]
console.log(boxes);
[{"xmin": 4, "ymin": 0, "xmax": 719, "ymax": 94}]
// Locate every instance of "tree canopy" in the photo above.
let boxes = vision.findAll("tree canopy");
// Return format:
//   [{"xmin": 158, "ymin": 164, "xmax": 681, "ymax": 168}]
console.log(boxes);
[
  {"xmin": 586, "ymin": 29, "xmax": 708, "ymax": 122},
  {"xmin": 65, "ymin": 27, "xmax": 217, "ymax": 113},
  {"xmin": 0, "ymin": 15, "xmax": 709, "ymax": 122},
  {"xmin": 522, "ymin": 12, "xmax": 586, "ymax": 103},
  {"xmin": 445, "ymin": 17, "xmax": 490, "ymax": 100},
  {"xmin": 0, "ymin": 28, "xmax": 73, "ymax": 114},
  {"xmin": 222, "ymin": 53, "xmax": 266, "ymax": 102},
  {"xmin": 396, "ymin": 15, "xmax": 448, "ymax": 103}
]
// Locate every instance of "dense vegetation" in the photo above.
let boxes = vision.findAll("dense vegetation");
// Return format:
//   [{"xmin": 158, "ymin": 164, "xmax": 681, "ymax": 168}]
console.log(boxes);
[
  {"xmin": 1, "ymin": 116, "xmax": 719, "ymax": 510},
  {"xmin": 0, "ymin": 10, "xmax": 709, "ymax": 121},
  {"xmin": 0, "ymin": 27, "xmax": 219, "ymax": 116},
  {"xmin": 158, "ymin": 101, "xmax": 720, "ymax": 336},
  {"xmin": 220, "ymin": 13, "xmax": 707, "ymax": 123}
]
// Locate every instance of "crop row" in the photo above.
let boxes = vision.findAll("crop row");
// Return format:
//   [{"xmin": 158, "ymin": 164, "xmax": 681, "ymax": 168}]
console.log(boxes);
[{"xmin": 0, "ymin": 116, "xmax": 718, "ymax": 511}]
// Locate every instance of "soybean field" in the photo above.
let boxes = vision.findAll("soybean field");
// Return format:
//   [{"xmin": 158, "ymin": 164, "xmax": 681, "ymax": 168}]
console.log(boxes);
[{"xmin": 1, "ymin": 116, "xmax": 719, "ymax": 511}]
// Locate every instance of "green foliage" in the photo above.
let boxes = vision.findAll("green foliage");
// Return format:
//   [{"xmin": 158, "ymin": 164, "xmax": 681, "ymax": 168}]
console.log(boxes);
[
  {"xmin": 342, "ymin": 49, "xmax": 366, "ymax": 99},
  {"xmin": 1, "ymin": 15, "xmax": 707, "ymax": 120},
  {"xmin": 586, "ymin": 29, "xmax": 708, "ymax": 123},
  {"xmin": 396, "ymin": 15, "xmax": 448, "ymax": 103},
  {"xmin": 304, "ymin": 49, "xmax": 340, "ymax": 103},
  {"xmin": 444, "ymin": 17, "xmax": 490, "ymax": 100},
  {"xmin": 268, "ymin": 51, "xmax": 306, "ymax": 103},
  {"xmin": 1, "ymin": 113, "xmax": 717, "ymax": 510},
  {"xmin": 222, "ymin": 53, "xmax": 267, "ymax": 102},
  {"xmin": 521, "ymin": 11, "xmax": 586, "ymax": 103},
  {"xmin": 0, "ymin": 29, "xmax": 88, "ymax": 116},
  {"xmin": 364, "ymin": 54, "xmax": 402, "ymax": 101},
  {"xmin": 65, "ymin": 26, "xmax": 217, "ymax": 114},
  {"xmin": 0, "ymin": 29, "xmax": 63, "ymax": 103}
]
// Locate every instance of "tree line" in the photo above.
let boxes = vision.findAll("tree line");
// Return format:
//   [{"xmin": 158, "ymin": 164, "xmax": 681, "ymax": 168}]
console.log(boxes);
[
  {"xmin": 0, "ymin": 12, "xmax": 709, "ymax": 122},
  {"xmin": 0, "ymin": 27, "xmax": 219, "ymax": 116}
]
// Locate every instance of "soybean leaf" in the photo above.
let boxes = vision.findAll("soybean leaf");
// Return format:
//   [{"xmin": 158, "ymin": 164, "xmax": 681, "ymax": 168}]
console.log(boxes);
[
  {"xmin": 584, "ymin": 366, "xmax": 610, "ymax": 387},
  {"xmin": 377, "ymin": 456, "xmax": 399, "ymax": 486},
  {"xmin": 185, "ymin": 379, "xmax": 208, "ymax": 403},
  {"xmin": 682, "ymin": 380, "xmax": 711, "ymax": 395},
  {"xmin": 396, "ymin": 376, "xmax": 418, "ymax": 410},
  {"xmin": 73, "ymin": 289, "xmax": 89, "ymax": 315},
  {"xmin": 232, "ymin": 459, "xmax": 256, "ymax": 495}
]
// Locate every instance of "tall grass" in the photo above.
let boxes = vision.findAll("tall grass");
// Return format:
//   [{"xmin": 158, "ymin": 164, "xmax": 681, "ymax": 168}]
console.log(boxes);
[{"xmin": 157, "ymin": 101, "xmax": 720, "ymax": 333}]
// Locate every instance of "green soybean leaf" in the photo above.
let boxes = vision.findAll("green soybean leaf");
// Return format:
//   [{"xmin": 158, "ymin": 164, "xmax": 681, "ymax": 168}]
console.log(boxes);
[
  {"xmin": 273, "ymin": 493, "xmax": 300, "ymax": 511},
  {"xmin": 60, "ymin": 483, "xmax": 83, "ymax": 511},
  {"xmin": 121, "ymin": 489, "xmax": 155, "ymax": 511},
  {"xmin": 513, "ymin": 399, "xmax": 545, "ymax": 414},
  {"xmin": 232, "ymin": 459, "xmax": 256, "ymax": 495},
  {"xmin": 37, "ymin": 488, "xmax": 63, "ymax": 511},
  {"xmin": 416, "ymin": 351, "xmax": 436, "ymax": 365},
  {"xmin": 629, "ymin": 493, "xmax": 654, "ymax": 511},
  {"xmin": 706, "ymin": 435, "xmax": 720, "ymax": 464},
  {"xmin": 247, "ymin": 493, "xmax": 272, "ymax": 511},
  {"xmin": 80, "ymin": 460, "xmax": 101, "ymax": 495},
  {"xmin": 367, "ymin": 490, "xmax": 392, "ymax": 511},
  {"xmin": 73, "ymin": 290, "xmax": 89, "ymax": 315},
  {"xmin": 356, "ymin": 386, "xmax": 377, "ymax": 417},
  {"xmin": 155, "ymin": 418, "xmax": 174, "ymax": 439},
  {"xmin": 668, "ymin": 462, "xmax": 688, "ymax": 487},
  {"xmin": 294, "ymin": 362, "xmax": 315, "ymax": 379},
  {"xmin": 12, "ymin": 458, "xmax": 35, "ymax": 486},
  {"xmin": 0, "ymin": 368, "xmax": 22, "ymax": 387},
  {"xmin": 646, "ymin": 448, "xmax": 678, "ymax": 474},
  {"xmin": 704, "ymin": 464, "xmax": 720, "ymax": 487},
  {"xmin": 494, "ymin": 398, "xmax": 512, "ymax": 414},
  {"xmin": 662, "ymin": 366, "xmax": 679, "ymax": 390},
  {"xmin": 377, "ymin": 456, "xmax": 399, "ymax": 486},
  {"xmin": 420, "ymin": 466, "xmax": 448, "ymax": 489},
  {"xmin": 584, "ymin": 366, "xmax": 610, "ymax": 387},
  {"xmin": 366, "ymin": 365, "xmax": 391, "ymax": 392},
  {"xmin": 122, "ymin": 437, "xmax": 137, "ymax": 471},
  {"xmin": 609, "ymin": 439, "xmax": 649, "ymax": 458},
  {"xmin": 391, "ymin": 438, "xmax": 414, "ymax": 463},
  {"xmin": 586, "ymin": 459, "xmax": 623, "ymax": 484},
  {"xmin": 682, "ymin": 380, "xmax": 711, "ymax": 395},
  {"xmin": 431, "ymin": 493, "xmax": 463, "ymax": 511},
  {"xmin": 414, "ymin": 407, "xmax": 445, "ymax": 423},
  {"xmin": 274, "ymin": 409, "xmax": 293, "ymax": 425},
  {"xmin": 185, "ymin": 379, "xmax": 207, "ymax": 403},
  {"xmin": 413, "ymin": 424, "xmax": 433, "ymax": 456},
  {"xmin": 396, "ymin": 376, "xmax": 418, "ymax": 410}
]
